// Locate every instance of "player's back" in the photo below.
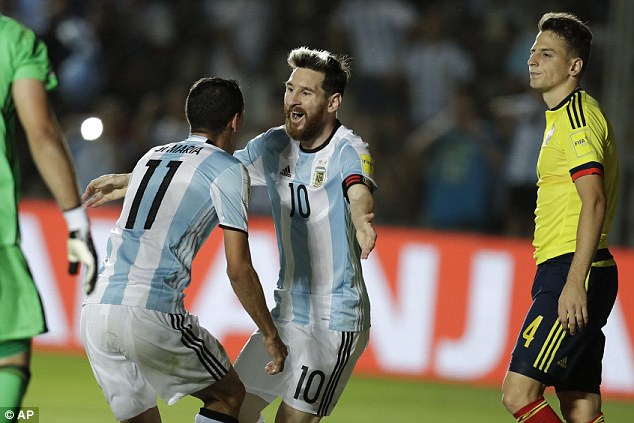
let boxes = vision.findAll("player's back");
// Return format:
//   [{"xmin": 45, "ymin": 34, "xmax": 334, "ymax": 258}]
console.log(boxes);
[{"xmin": 87, "ymin": 135, "xmax": 249, "ymax": 313}]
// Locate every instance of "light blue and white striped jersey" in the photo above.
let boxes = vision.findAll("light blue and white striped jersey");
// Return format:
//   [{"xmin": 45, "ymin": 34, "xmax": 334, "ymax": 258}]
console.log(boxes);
[
  {"xmin": 86, "ymin": 135, "xmax": 250, "ymax": 314},
  {"xmin": 234, "ymin": 122, "xmax": 376, "ymax": 332}
]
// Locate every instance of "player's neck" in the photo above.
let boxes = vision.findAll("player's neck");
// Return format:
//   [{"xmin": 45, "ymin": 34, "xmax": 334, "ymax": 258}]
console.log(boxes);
[
  {"xmin": 542, "ymin": 80, "xmax": 580, "ymax": 109},
  {"xmin": 193, "ymin": 130, "xmax": 233, "ymax": 153},
  {"xmin": 299, "ymin": 119, "xmax": 338, "ymax": 151}
]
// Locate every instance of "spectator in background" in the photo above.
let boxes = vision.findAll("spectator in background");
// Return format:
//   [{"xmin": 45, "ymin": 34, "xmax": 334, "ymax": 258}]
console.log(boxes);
[
  {"xmin": 40, "ymin": 0, "xmax": 106, "ymax": 110},
  {"xmin": 404, "ymin": 84, "xmax": 503, "ymax": 232},
  {"xmin": 329, "ymin": 0, "xmax": 416, "ymax": 225},
  {"xmin": 130, "ymin": 82, "xmax": 190, "ymax": 149},
  {"xmin": 404, "ymin": 4, "xmax": 475, "ymax": 127},
  {"xmin": 489, "ymin": 87, "xmax": 543, "ymax": 238},
  {"xmin": 203, "ymin": 0, "xmax": 277, "ymax": 130},
  {"xmin": 330, "ymin": 0, "xmax": 416, "ymax": 118}
]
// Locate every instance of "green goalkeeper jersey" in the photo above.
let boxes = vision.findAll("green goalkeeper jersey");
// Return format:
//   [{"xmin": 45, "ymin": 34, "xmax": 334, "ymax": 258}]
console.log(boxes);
[
  {"xmin": 0, "ymin": 15, "xmax": 58, "ymax": 247},
  {"xmin": 0, "ymin": 15, "xmax": 57, "ymax": 340}
]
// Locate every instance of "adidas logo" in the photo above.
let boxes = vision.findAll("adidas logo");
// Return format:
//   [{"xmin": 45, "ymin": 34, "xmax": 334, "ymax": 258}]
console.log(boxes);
[
  {"xmin": 279, "ymin": 165, "xmax": 291, "ymax": 177},
  {"xmin": 557, "ymin": 356, "xmax": 568, "ymax": 368}
]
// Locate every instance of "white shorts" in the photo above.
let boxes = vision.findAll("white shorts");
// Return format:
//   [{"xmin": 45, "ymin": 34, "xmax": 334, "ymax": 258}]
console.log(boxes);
[
  {"xmin": 80, "ymin": 303, "xmax": 231, "ymax": 421},
  {"xmin": 234, "ymin": 321, "xmax": 369, "ymax": 416}
]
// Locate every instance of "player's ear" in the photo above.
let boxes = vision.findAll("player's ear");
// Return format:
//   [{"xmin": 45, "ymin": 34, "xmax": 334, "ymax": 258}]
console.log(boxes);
[
  {"xmin": 229, "ymin": 112, "xmax": 242, "ymax": 133},
  {"xmin": 570, "ymin": 57, "xmax": 583, "ymax": 77},
  {"xmin": 327, "ymin": 93, "xmax": 342, "ymax": 113}
]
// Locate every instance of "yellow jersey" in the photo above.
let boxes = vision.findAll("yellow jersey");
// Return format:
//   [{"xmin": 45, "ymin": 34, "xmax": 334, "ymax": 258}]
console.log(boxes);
[{"xmin": 533, "ymin": 89, "xmax": 618, "ymax": 264}]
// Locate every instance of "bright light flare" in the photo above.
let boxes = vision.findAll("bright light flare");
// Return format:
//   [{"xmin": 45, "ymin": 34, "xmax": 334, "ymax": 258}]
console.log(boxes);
[{"xmin": 80, "ymin": 117, "xmax": 103, "ymax": 141}]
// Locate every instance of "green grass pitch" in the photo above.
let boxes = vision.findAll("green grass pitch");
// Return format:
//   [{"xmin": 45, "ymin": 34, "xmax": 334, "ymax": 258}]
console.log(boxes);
[{"xmin": 23, "ymin": 351, "xmax": 634, "ymax": 422}]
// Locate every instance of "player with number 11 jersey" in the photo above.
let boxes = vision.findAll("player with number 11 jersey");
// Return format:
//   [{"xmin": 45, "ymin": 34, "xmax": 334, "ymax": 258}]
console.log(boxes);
[{"xmin": 86, "ymin": 134, "xmax": 250, "ymax": 314}]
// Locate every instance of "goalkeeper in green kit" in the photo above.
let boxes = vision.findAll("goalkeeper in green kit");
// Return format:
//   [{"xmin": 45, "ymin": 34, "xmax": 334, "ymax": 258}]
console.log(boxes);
[{"xmin": 0, "ymin": 14, "xmax": 98, "ymax": 420}]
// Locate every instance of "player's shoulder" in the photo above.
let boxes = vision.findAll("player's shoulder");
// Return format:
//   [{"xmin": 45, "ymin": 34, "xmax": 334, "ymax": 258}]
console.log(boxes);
[
  {"xmin": 0, "ymin": 14, "xmax": 36, "ymax": 46},
  {"xmin": 333, "ymin": 123, "xmax": 371, "ymax": 154},
  {"xmin": 262, "ymin": 125, "xmax": 290, "ymax": 144},
  {"xmin": 555, "ymin": 89, "xmax": 605, "ymax": 130},
  {"xmin": 0, "ymin": 15, "xmax": 34, "ymax": 42},
  {"xmin": 246, "ymin": 125, "xmax": 291, "ymax": 153}
]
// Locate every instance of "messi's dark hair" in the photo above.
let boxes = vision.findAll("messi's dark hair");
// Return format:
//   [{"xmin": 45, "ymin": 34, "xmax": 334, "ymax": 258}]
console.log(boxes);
[
  {"xmin": 287, "ymin": 47, "xmax": 351, "ymax": 96},
  {"xmin": 538, "ymin": 12, "xmax": 592, "ymax": 71},
  {"xmin": 186, "ymin": 77, "xmax": 244, "ymax": 134}
]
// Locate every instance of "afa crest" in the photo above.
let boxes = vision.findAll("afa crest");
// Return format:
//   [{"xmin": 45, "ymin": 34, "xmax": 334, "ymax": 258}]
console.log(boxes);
[{"xmin": 313, "ymin": 165, "xmax": 327, "ymax": 187}]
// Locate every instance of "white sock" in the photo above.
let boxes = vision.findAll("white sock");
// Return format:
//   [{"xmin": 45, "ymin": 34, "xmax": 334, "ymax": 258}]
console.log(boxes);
[
  {"xmin": 255, "ymin": 415, "xmax": 265, "ymax": 423},
  {"xmin": 195, "ymin": 407, "xmax": 238, "ymax": 423}
]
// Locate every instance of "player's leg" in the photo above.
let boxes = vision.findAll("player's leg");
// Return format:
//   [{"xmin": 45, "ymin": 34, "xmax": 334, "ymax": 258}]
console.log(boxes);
[
  {"xmin": 555, "ymin": 256, "xmax": 617, "ymax": 423},
  {"xmin": 239, "ymin": 392, "xmax": 270, "ymax": 423},
  {"xmin": 191, "ymin": 366, "xmax": 244, "ymax": 422},
  {"xmin": 556, "ymin": 391, "xmax": 602, "ymax": 423},
  {"xmin": 502, "ymin": 259, "xmax": 569, "ymax": 422},
  {"xmin": 501, "ymin": 371, "xmax": 561, "ymax": 422},
  {"xmin": 0, "ymin": 339, "xmax": 31, "ymax": 417},
  {"xmin": 274, "ymin": 401, "xmax": 321, "ymax": 423},
  {"xmin": 81, "ymin": 304, "xmax": 160, "ymax": 422},
  {"xmin": 277, "ymin": 326, "xmax": 369, "ymax": 422},
  {"xmin": 128, "ymin": 310, "xmax": 242, "ymax": 422},
  {"xmin": 122, "ymin": 406, "xmax": 161, "ymax": 423},
  {"xmin": 235, "ymin": 330, "xmax": 281, "ymax": 423},
  {"xmin": 0, "ymin": 248, "xmax": 47, "ymax": 416}
]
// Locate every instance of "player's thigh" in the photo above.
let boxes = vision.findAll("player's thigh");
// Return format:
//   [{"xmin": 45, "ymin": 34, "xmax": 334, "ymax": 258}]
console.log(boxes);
[
  {"xmin": 80, "ymin": 304, "xmax": 157, "ymax": 420},
  {"xmin": 509, "ymin": 260, "xmax": 571, "ymax": 384},
  {"xmin": 0, "ymin": 246, "xmax": 46, "ymax": 340},
  {"xmin": 282, "ymin": 324, "xmax": 369, "ymax": 417},
  {"xmin": 510, "ymin": 258, "xmax": 617, "ymax": 390},
  {"xmin": 126, "ymin": 310, "xmax": 233, "ymax": 406},
  {"xmin": 235, "ymin": 329, "xmax": 289, "ymax": 405}
]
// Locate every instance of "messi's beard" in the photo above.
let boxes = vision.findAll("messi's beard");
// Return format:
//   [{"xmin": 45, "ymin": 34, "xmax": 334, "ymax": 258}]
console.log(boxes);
[{"xmin": 284, "ymin": 107, "xmax": 327, "ymax": 142}]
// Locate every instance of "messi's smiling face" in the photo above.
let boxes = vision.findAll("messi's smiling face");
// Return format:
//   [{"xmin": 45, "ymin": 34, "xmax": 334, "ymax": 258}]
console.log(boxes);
[{"xmin": 284, "ymin": 68, "xmax": 330, "ymax": 142}]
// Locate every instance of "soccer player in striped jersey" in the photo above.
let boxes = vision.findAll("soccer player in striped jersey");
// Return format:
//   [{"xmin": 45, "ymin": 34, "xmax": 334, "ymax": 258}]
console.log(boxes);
[
  {"xmin": 80, "ymin": 77, "xmax": 287, "ymax": 423},
  {"xmin": 82, "ymin": 48, "xmax": 377, "ymax": 423},
  {"xmin": 232, "ymin": 47, "xmax": 376, "ymax": 423},
  {"xmin": 501, "ymin": 13, "xmax": 618, "ymax": 423}
]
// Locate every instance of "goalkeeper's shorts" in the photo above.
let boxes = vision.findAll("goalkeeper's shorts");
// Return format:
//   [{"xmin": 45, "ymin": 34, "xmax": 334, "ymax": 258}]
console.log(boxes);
[{"xmin": 0, "ymin": 245, "xmax": 47, "ymax": 342}]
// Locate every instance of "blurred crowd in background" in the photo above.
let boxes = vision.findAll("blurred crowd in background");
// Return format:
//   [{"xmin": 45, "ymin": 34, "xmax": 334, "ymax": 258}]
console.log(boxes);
[{"xmin": 3, "ymin": 0, "xmax": 631, "ymax": 241}]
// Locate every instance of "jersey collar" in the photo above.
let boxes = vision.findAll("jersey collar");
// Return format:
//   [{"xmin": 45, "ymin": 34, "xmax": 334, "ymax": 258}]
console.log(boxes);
[
  {"xmin": 299, "ymin": 120, "xmax": 342, "ymax": 153},
  {"xmin": 550, "ymin": 87, "xmax": 583, "ymax": 111}
]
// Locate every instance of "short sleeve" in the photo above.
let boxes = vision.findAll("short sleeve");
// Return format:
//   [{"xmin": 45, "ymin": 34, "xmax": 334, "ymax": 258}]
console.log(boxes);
[
  {"xmin": 234, "ymin": 132, "xmax": 267, "ymax": 186},
  {"xmin": 7, "ymin": 19, "xmax": 58, "ymax": 90},
  {"xmin": 340, "ymin": 142, "xmax": 377, "ymax": 191},
  {"xmin": 211, "ymin": 162, "xmax": 250, "ymax": 232}
]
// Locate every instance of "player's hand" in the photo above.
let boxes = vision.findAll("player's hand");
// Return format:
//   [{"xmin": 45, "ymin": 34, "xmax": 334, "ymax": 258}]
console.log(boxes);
[
  {"xmin": 558, "ymin": 280, "xmax": 588, "ymax": 335},
  {"xmin": 263, "ymin": 334, "xmax": 288, "ymax": 375},
  {"xmin": 82, "ymin": 173, "xmax": 131, "ymax": 207},
  {"xmin": 64, "ymin": 207, "xmax": 98, "ymax": 294},
  {"xmin": 68, "ymin": 229, "xmax": 98, "ymax": 294},
  {"xmin": 355, "ymin": 212, "xmax": 377, "ymax": 259}
]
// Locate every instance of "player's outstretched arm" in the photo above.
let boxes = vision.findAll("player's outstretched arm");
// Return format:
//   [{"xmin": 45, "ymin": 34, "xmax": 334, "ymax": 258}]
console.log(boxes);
[
  {"xmin": 348, "ymin": 183, "xmax": 377, "ymax": 259},
  {"xmin": 223, "ymin": 229, "xmax": 288, "ymax": 374},
  {"xmin": 82, "ymin": 173, "xmax": 132, "ymax": 207}
]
